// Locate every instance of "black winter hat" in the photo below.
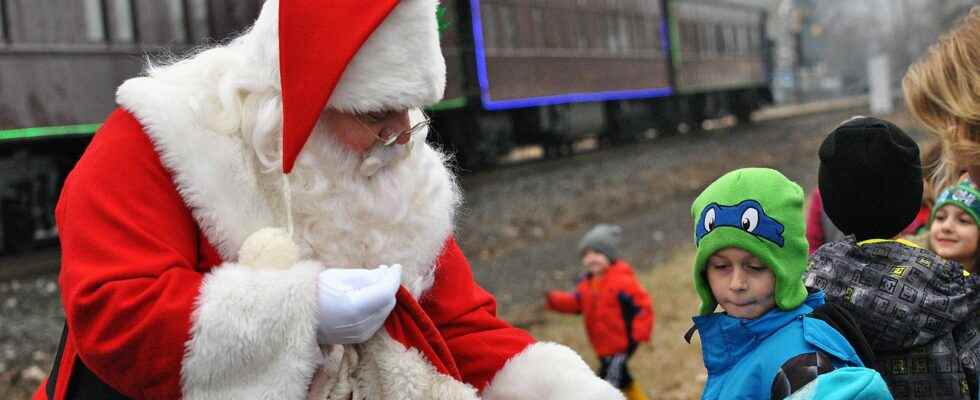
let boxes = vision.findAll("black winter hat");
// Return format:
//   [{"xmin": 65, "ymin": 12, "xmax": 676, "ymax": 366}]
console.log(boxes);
[{"xmin": 818, "ymin": 116, "xmax": 922, "ymax": 241}]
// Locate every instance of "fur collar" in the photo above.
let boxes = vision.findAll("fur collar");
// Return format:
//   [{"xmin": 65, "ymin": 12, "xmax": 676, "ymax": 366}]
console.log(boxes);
[{"xmin": 116, "ymin": 76, "xmax": 458, "ymax": 296}]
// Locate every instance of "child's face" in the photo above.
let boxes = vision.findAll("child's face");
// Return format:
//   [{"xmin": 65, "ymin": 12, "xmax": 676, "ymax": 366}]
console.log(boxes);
[
  {"xmin": 582, "ymin": 249, "xmax": 611, "ymax": 274},
  {"xmin": 705, "ymin": 247, "xmax": 776, "ymax": 319},
  {"xmin": 930, "ymin": 204, "xmax": 979, "ymax": 266}
]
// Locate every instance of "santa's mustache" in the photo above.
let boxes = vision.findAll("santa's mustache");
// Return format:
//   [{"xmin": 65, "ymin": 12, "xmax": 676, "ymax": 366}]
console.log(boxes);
[{"xmin": 358, "ymin": 143, "xmax": 412, "ymax": 177}]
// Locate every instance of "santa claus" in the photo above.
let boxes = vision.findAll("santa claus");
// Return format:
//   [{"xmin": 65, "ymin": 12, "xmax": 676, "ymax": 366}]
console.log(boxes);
[{"xmin": 34, "ymin": 0, "xmax": 622, "ymax": 399}]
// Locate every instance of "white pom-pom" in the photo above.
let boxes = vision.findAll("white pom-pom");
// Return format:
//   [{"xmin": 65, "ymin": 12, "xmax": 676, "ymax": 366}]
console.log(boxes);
[{"xmin": 238, "ymin": 227, "xmax": 299, "ymax": 270}]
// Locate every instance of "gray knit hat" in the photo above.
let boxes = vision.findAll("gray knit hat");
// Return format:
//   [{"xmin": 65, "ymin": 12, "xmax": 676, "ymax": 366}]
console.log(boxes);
[{"xmin": 579, "ymin": 224, "xmax": 622, "ymax": 261}]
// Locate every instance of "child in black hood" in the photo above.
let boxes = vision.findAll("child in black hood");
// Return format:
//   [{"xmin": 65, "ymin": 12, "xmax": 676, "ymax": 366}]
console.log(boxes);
[{"xmin": 804, "ymin": 116, "xmax": 980, "ymax": 400}]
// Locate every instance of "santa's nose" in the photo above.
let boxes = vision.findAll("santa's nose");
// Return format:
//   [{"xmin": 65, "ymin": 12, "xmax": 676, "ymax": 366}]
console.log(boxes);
[{"xmin": 379, "ymin": 111, "xmax": 412, "ymax": 146}]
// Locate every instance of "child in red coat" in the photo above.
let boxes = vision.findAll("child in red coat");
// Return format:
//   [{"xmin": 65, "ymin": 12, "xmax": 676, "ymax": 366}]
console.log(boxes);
[{"xmin": 546, "ymin": 224, "xmax": 654, "ymax": 400}]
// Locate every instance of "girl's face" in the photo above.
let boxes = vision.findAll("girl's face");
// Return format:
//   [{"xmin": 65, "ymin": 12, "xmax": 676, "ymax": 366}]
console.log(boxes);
[
  {"xmin": 705, "ymin": 247, "xmax": 776, "ymax": 319},
  {"xmin": 930, "ymin": 204, "xmax": 979, "ymax": 269}
]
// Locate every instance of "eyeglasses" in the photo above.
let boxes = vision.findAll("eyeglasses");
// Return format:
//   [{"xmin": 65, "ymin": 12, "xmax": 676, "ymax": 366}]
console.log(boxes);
[{"xmin": 353, "ymin": 111, "xmax": 432, "ymax": 147}]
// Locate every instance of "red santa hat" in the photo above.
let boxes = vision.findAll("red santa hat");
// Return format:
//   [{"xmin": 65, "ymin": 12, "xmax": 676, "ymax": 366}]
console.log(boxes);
[{"xmin": 276, "ymin": 0, "xmax": 447, "ymax": 173}]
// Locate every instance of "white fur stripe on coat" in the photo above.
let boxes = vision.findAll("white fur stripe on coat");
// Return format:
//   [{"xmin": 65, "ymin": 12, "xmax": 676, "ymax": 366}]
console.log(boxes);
[
  {"xmin": 482, "ymin": 342, "xmax": 625, "ymax": 400},
  {"xmin": 180, "ymin": 261, "xmax": 322, "ymax": 400}
]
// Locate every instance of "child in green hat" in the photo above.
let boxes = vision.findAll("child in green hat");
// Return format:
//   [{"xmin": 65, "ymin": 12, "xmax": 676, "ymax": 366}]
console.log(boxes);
[
  {"xmin": 929, "ymin": 180, "xmax": 980, "ymax": 273},
  {"xmin": 690, "ymin": 167, "xmax": 890, "ymax": 399}
]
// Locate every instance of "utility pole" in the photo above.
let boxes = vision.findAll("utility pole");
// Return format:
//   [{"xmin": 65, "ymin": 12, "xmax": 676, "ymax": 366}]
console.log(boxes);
[{"xmin": 787, "ymin": 2, "xmax": 804, "ymax": 103}]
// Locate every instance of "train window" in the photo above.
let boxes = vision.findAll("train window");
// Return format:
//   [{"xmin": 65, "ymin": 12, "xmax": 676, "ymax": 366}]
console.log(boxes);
[
  {"xmin": 648, "ymin": 17, "xmax": 661, "ymax": 52},
  {"xmin": 597, "ymin": 13, "xmax": 608, "ymax": 51},
  {"xmin": 679, "ymin": 20, "xmax": 697, "ymax": 58},
  {"xmin": 83, "ymin": 0, "xmax": 107, "ymax": 43},
  {"xmin": 700, "ymin": 23, "xmax": 713, "ymax": 57},
  {"xmin": 167, "ymin": 0, "xmax": 187, "ymax": 43},
  {"xmin": 495, "ymin": 5, "xmax": 516, "ymax": 49},
  {"xmin": 0, "ymin": 0, "xmax": 7, "ymax": 43},
  {"xmin": 543, "ymin": 9, "xmax": 560, "ymax": 49},
  {"xmin": 576, "ymin": 12, "xmax": 590, "ymax": 49},
  {"xmin": 531, "ymin": 7, "xmax": 544, "ymax": 48},
  {"xmin": 557, "ymin": 10, "xmax": 571, "ymax": 49},
  {"xmin": 130, "ymin": 0, "xmax": 183, "ymax": 45},
  {"xmin": 692, "ymin": 22, "xmax": 701, "ymax": 56},
  {"xmin": 108, "ymin": 0, "xmax": 135, "ymax": 43},
  {"xmin": 188, "ymin": 0, "xmax": 209, "ymax": 42},
  {"xmin": 737, "ymin": 26, "xmax": 749, "ymax": 55},
  {"xmin": 557, "ymin": 9, "xmax": 572, "ymax": 50},
  {"xmin": 635, "ymin": 17, "xmax": 644, "ymax": 51},
  {"xmin": 715, "ymin": 24, "xmax": 725, "ymax": 54},
  {"xmin": 617, "ymin": 14, "xmax": 630, "ymax": 52},
  {"xmin": 481, "ymin": 5, "xmax": 496, "ymax": 49},
  {"xmin": 636, "ymin": 16, "xmax": 653, "ymax": 52},
  {"xmin": 726, "ymin": 25, "xmax": 736, "ymax": 55},
  {"xmin": 605, "ymin": 14, "xmax": 619, "ymax": 52},
  {"xmin": 688, "ymin": 21, "xmax": 697, "ymax": 55}
]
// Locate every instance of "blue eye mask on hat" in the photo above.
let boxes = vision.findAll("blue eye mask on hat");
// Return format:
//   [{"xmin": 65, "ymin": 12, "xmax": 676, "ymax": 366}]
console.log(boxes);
[{"xmin": 695, "ymin": 200, "xmax": 785, "ymax": 247}]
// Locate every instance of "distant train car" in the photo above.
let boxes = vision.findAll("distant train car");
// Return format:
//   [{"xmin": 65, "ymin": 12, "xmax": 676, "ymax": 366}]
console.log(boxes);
[
  {"xmin": 669, "ymin": 0, "xmax": 770, "ymax": 123},
  {"xmin": 0, "ymin": 0, "xmax": 771, "ymax": 254},
  {"xmin": 432, "ymin": 0, "xmax": 674, "ymax": 165},
  {"xmin": 430, "ymin": 0, "xmax": 770, "ymax": 167},
  {"xmin": 0, "ymin": 0, "xmax": 263, "ymax": 253}
]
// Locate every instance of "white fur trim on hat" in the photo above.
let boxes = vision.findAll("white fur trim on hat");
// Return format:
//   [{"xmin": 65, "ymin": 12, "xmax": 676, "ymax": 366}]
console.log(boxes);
[
  {"xmin": 253, "ymin": 0, "xmax": 447, "ymax": 113},
  {"xmin": 332, "ymin": 0, "xmax": 446, "ymax": 112}
]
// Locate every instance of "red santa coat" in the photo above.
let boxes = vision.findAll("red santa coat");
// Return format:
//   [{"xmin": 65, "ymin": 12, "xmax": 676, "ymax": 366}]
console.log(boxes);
[{"xmin": 34, "ymin": 107, "xmax": 619, "ymax": 399}]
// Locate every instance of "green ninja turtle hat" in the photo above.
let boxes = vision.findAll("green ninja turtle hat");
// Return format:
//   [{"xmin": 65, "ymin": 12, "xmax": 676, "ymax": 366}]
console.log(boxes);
[
  {"xmin": 690, "ymin": 168, "xmax": 808, "ymax": 316},
  {"xmin": 933, "ymin": 180, "xmax": 980, "ymax": 225}
]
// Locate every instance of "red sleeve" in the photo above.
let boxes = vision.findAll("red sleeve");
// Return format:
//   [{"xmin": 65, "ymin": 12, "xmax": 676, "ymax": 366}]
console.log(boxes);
[
  {"xmin": 900, "ymin": 205, "xmax": 931, "ymax": 236},
  {"xmin": 56, "ymin": 109, "xmax": 203, "ymax": 399},
  {"xmin": 623, "ymin": 277, "xmax": 654, "ymax": 343},
  {"xmin": 545, "ymin": 290, "xmax": 581, "ymax": 314},
  {"xmin": 806, "ymin": 189, "xmax": 825, "ymax": 254},
  {"xmin": 420, "ymin": 238, "xmax": 536, "ymax": 392}
]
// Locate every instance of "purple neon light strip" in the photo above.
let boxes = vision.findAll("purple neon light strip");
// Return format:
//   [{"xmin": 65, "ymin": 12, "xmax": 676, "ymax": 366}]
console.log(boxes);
[
  {"xmin": 469, "ymin": 0, "xmax": 494, "ymax": 105},
  {"xmin": 469, "ymin": 0, "xmax": 674, "ymax": 111},
  {"xmin": 478, "ymin": 87, "xmax": 674, "ymax": 111}
]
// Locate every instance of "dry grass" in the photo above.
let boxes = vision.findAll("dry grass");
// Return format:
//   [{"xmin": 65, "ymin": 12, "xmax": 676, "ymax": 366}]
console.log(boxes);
[{"xmin": 513, "ymin": 246, "xmax": 707, "ymax": 400}]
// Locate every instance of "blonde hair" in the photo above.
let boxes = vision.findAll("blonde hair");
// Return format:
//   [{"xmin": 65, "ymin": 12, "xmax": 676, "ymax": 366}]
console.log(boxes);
[
  {"xmin": 920, "ymin": 141, "xmax": 943, "ymax": 208},
  {"xmin": 903, "ymin": 7, "xmax": 980, "ymax": 189}
]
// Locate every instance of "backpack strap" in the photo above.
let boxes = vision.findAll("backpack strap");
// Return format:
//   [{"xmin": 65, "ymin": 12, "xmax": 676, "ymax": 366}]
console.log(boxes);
[
  {"xmin": 771, "ymin": 351, "xmax": 835, "ymax": 400},
  {"xmin": 807, "ymin": 302, "xmax": 876, "ymax": 367}
]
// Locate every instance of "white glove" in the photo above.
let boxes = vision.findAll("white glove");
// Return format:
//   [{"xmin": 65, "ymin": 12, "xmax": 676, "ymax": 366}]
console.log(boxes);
[{"xmin": 317, "ymin": 264, "xmax": 402, "ymax": 345}]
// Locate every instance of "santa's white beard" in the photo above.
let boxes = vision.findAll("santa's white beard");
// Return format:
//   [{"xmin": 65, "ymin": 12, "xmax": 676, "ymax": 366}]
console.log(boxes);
[{"xmin": 268, "ymin": 121, "xmax": 461, "ymax": 296}]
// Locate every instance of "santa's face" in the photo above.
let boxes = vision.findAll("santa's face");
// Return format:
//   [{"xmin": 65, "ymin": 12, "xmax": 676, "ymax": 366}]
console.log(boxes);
[
  {"xmin": 321, "ymin": 109, "xmax": 415, "ymax": 154},
  {"xmin": 274, "ymin": 109, "xmax": 459, "ymax": 295}
]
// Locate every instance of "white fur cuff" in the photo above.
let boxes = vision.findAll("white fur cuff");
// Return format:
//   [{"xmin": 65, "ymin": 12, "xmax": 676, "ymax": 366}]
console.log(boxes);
[
  {"xmin": 181, "ymin": 261, "xmax": 323, "ymax": 400},
  {"xmin": 482, "ymin": 342, "xmax": 625, "ymax": 400}
]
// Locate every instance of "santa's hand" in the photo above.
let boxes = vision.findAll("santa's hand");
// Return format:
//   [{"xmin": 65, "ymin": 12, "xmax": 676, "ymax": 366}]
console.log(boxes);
[{"xmin": 316, "ymin": 264, "xmax": 402, "ymax": 345}]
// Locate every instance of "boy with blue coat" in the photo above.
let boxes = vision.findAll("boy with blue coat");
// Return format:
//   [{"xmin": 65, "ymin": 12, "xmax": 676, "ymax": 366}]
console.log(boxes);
[{"xmin": 689, "ymin": 167, "xmax": 891, "ymax": 399}]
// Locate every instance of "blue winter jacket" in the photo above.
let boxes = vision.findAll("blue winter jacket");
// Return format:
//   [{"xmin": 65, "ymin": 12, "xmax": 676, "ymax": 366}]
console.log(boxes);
[{"xmin": 695, "ymin": 291, "xmax": 891, "ymax": 400}]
